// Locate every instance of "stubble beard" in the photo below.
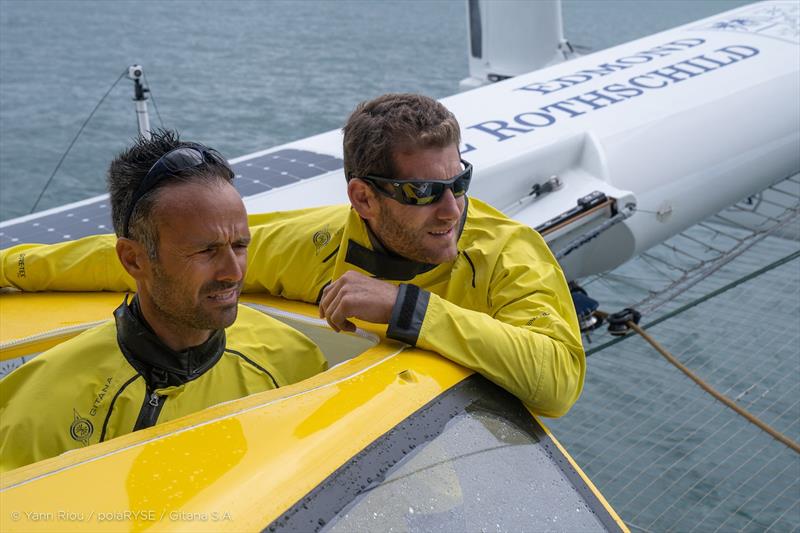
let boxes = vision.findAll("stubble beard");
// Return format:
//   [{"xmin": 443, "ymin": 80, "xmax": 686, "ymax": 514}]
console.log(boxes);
[
  {"xmin": 374, "ymin": 201, "xmax": 460, "ymax": 265},
  {"xmin": 149, "ymin": 262, "xmax": 240, "ymax": 334}
]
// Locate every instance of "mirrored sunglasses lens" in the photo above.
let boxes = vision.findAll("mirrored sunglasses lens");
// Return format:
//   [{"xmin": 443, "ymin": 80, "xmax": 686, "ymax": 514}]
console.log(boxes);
[
  {"xmin": 452, "ymin": 177, "xmax": 469, "ymax": 196},
  {"xmin": 414, "ymin": 196, "xmax": 437, "ymax": 205},
  {"xmin": 401, "ymin": 182, "xmax": 440, "ymax": 205}
]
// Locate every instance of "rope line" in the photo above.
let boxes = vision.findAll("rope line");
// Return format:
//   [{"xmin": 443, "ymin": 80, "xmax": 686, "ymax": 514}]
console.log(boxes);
[
  {"xmin": 587, "ymin": 249, "xmax": 800, "ymax": 356},
  {"xmin": 575, "ymin": 317, "xmax": 797, "ymax": 487},
  {"xmin": 617, "ymin": 315, "xmax": 800, "ymax": 455},
  {"xmin": 143, "ymin": 71, "xmax": 165, "ymax": 129},
  {"xmin": 30, "ymin": 70, "xmax": 127, "ymax": 214}
]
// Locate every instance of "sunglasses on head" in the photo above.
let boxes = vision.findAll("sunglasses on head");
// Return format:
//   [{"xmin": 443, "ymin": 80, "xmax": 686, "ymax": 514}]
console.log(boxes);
[
  {"xmin": 360, "ymin": 159, "xmax": 472, "ymax": 206},
  {"xmin": 122, "ymin": 143, "xmax": 234, "ymax": 238}
]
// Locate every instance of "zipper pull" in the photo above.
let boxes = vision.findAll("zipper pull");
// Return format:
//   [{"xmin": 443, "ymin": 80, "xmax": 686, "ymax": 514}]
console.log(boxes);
[{"xmin": 149, "ymin": 392, "xmax": 160, "ymax": 407}]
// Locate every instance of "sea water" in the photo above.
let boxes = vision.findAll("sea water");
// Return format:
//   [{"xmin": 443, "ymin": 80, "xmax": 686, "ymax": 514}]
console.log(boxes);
[
  {"xmin": 0, "ymin": 0, "xmax": 751, "ymax": 220},
  {"xmin": 7, "ymin": 1, "xmax": 792, "ymax": 531}
]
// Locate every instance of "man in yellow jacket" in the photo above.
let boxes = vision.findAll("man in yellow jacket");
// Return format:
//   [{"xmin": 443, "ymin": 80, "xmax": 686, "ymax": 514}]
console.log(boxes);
[
  {"xmin": 0, "ymin": 131, "xmax": 326, "ymax": 472},
  {"xmin": 0, "ymin": 94, "xmax": 584, "ymax": 419}
]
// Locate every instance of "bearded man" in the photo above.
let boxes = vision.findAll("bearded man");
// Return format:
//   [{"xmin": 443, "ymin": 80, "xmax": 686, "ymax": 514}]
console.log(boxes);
[
  {"xmin": 0, "ymin": 131, "xmax": 326, "ymax": 472},
  {"xmin": 1, "ymin": 94, "xmax": 584, "ymax": 418}
]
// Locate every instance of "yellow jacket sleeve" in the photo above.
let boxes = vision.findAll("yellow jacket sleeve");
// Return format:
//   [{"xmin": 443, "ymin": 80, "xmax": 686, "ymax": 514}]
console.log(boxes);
[
  {"xmin": 0, "ymin": 208, "xmax": 344, "ymax": 300},
  {"xmin": 0, "ymin": 235, "xmax": 134, "ymax": 291},
  {"xmin": 416, "ymin": 292, "xmax": 584, "ymax": 418},
  {"xmin": 0, "ymin": 232, "xmax": 283, "ymax": 293},
  {"xmin": 386, "ymin": 224, "xmax": 585, "ymax": 418}
]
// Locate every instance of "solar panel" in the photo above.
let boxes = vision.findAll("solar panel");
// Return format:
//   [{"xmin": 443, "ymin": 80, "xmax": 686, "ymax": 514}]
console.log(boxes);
[{"xmin": 0, "ymin": 149, "xmax": 343, "ymax": 249}]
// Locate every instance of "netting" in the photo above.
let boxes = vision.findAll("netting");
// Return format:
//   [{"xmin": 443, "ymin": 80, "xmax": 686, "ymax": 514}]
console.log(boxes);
[
  {"xmin": 549, "ymin": 249, "xmax": 799, "ymax": 531},
  {"xmin": 547, "ymin": 175, "xmax": 800, "ymax": 532},
  {"xmin": 578, "ymin": 175, "xmax": 800, "ymax": 320}
]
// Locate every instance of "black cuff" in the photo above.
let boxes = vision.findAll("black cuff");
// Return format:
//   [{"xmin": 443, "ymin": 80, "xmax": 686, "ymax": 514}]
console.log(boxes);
[{"xmin": 386, "ymin": 284, "xmax": 430, "ymax": 346}]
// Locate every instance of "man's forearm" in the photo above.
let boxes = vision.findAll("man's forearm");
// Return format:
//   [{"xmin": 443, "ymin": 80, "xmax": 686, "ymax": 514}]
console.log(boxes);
[
  {"xmin": 1, "ymin": 235, "xmax": 134, "ymax": 291},
  {"xmin": 387, "ymin": 287, "xmax": 585, "ymax": 417}
]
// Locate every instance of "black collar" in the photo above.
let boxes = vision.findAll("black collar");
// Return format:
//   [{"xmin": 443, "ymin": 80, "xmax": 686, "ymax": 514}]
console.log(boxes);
[
  {"xmin": 345, "ymin": 240, "xmax": 437, "ymax": 280},
  {"xmin": 114, "ymin": 295, "xmax": 226, "ymax": 389},
  {"xmin": 345, "ymin": 197, "xmax": 470, "ymax": 281}
]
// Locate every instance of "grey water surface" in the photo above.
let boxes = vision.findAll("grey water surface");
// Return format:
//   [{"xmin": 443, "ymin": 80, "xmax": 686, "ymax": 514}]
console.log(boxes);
[
  {"xmin": 0, "ymin": 0, "xmax": 752, "ymax": 219},
  {"xmin": 9, "ymin": 1, "xmax": 794, "ymax": 532}
]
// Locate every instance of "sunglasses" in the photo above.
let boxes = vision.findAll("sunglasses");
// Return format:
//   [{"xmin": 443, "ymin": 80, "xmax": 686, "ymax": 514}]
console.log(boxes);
[
  {"xmin": 122, "ymin": 143, "xmax": 234, "ymax": 238},
  {"xmin": 361, "ymin": 159, "xmax": 472, "ymax": 206}
]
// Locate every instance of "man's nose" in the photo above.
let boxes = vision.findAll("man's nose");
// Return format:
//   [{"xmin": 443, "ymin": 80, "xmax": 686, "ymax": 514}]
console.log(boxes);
[
  {"xmin": 435, "ymin": 189, "xmax": 461, "ymax": 219},
  {"xmin": 217, "ymin": 245, "xmax": 245, "ymax": 282}
]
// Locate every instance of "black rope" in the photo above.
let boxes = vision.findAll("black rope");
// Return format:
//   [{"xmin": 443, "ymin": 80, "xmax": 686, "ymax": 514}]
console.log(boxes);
[
  {"xmin": 587, "ymin": 248, "xmax": 800, "ymax": 356},
  {"xmin": 143, "ymin": 71, "xmax": 165, "ymax": 129},
  {"xmin": 29, "ymin": 70, "xmax": 127, "ymax": 214}
]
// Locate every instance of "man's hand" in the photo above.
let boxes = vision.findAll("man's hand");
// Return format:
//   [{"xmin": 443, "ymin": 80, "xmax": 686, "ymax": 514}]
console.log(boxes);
[{"xmin": 318, "ymin": 271, "xmax": 399, "ymax": 332}]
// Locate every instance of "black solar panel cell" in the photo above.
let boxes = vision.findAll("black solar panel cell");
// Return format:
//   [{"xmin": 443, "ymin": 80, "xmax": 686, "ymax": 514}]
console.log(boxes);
[
  {"xmin": 281, "ymin": 164, "xmax": 324, "ymax": 180},
  {"xmin": 314, "ymin": 157, "xmax": 346, "ymax": 171},
  {"xmin": 1, "ymin": 149, "xmax": 343, "ymax": 249},
  {"xmin": 0, "ymin": 199, "xmax": 114, "ymax": 248},
  {"xmin": 233, "ymin": 179, "xmax": 274, "ymax": 197},
  {"xmin": 259, "ymin": 170, "xmax": 300, "ymax": 187}
]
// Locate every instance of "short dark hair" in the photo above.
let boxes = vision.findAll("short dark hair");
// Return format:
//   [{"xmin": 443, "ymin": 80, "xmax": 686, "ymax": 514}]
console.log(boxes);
[
  {"xmin": 107, "ymin": 129, "xmax": 234, "ymax": 258},
  {"xmin": 342, "ymin": 93, "xmax": 461, "ymax": 181}
]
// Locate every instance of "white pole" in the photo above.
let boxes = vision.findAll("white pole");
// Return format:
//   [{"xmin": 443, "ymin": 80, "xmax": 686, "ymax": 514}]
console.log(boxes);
[
  {"xmin": 127, "ymin": 65, "xmax": 152, "ymax": 140},
  {"xmin": 134, "ymin": 99, "xmax": 151, "ymax": 139}
]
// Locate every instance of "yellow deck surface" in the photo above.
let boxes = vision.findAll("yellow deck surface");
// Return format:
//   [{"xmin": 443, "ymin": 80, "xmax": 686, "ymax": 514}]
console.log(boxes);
[{"xmin": 0, "ymin": 292, "xmax": 625, "ymax": 531}]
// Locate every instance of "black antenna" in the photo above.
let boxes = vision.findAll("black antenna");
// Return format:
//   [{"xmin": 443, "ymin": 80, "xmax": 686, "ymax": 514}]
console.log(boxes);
[{"xmin": 29, "ymin": 70, "xmax": 127, "ymax": 214}]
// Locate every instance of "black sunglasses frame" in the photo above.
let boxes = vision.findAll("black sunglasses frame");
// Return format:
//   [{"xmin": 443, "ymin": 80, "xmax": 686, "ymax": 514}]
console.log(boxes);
[
  {"xmin": 360, "ymin": 159, "xmax": 473, "ymax": 206},
  {"xmin": 122, "ymin": 143, "xmax": 234, "ymax": 238}
]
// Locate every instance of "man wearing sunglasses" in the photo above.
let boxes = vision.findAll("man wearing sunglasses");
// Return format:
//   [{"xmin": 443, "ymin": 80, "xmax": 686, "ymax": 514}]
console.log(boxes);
[
  {"xmin": 312, "ymin": 94, "xmax": 583, "ymax": 418},
  {"xmin": 1, "ymin": 94, "xmax": 584, "ymax": 419},
  {"xmin": 0, "ymin": 131, "xmax": 326, "ymax": 472}
]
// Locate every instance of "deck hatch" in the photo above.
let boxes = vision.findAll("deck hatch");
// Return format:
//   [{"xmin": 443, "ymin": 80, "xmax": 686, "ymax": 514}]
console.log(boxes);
[{"xmin": 268, "ymin": 375, "xmax": 623, "ymax": 533}]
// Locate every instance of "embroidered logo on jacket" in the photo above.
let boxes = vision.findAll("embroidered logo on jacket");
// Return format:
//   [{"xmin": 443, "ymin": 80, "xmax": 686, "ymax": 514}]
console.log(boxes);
[
  {"xmin": 70, "ymin": 409, "xmax": 94, "ymax": 446},
  {"xmin": 17, "ymin": 253, "xmax": 25, "ymax": 278},
  {"xmin": 313, "ymin": 226, "xmax": 331, "ymax": 254},
  {"xmin": 526, "ymin": 312, "xmax": 551, "ymax": 327},
  {"xmin": 90, "ymin": 377, "xmax": 113, "ymax": 416}
]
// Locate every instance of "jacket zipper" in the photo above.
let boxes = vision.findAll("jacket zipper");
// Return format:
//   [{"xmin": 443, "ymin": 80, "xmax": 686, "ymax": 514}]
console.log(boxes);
[{"xmin": 133, "ymin": 390, "xmax": 167, "ymax": 431}]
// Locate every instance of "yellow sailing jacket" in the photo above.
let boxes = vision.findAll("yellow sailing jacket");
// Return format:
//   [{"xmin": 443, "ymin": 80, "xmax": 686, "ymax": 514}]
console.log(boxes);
[
  {"xmin": 0, "ymin": 198, "xmax": 584, "ymax": 417},
  {"xmin": 0, "ymin": 301, "xmax": 326, "ymax": 472}
]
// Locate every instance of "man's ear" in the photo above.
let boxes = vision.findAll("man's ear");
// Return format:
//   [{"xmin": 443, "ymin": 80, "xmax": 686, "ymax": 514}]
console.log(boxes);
[
  {"xmin": 116, "ymin": 237, "xmax": 150, "ymax": 280},
  {"xmin": 348, "ymin": 179, "xmax": 380, "ymax": 221}
]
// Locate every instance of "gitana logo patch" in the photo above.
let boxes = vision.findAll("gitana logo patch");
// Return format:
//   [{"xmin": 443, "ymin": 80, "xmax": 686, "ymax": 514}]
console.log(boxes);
[
  {"xmin": 70, "ymin": 409, "xmax": 94, "ymax": 446},
  {"xmin": 313, "ymin": 226, "xmax": 331, "ymax": 254}
]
